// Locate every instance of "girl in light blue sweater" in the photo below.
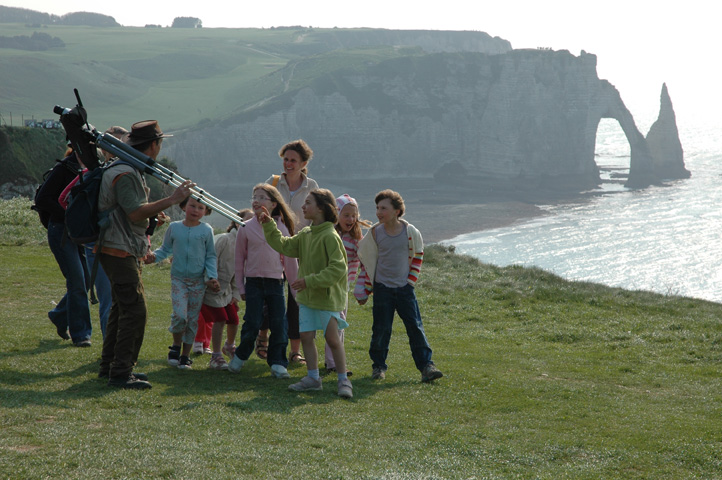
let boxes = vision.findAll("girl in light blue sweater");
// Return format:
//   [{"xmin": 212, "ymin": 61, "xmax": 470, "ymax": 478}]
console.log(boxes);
[{"xmin": 146, "ymin": 197, "xmax": 220, "ymax": 369}]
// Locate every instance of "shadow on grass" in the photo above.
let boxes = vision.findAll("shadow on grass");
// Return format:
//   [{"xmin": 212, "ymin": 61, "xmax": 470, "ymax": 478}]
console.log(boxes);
[
  {"xmin": 139, "ymin": 356, "xmax": 411, "ymax": 411},
  {"xmin": 0, "ymin": 338, "xmax": 73, "ymax": 361}
]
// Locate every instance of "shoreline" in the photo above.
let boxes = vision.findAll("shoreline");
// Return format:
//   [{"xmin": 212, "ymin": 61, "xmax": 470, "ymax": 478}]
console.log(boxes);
[{"xmin": 205, "ymin": 178, "xmax": 595, "ymax": 244}]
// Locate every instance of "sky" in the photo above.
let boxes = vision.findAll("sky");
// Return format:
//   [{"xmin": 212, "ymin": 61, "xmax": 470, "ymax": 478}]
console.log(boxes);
[{"xmin": 2, "ymin": 0, "xmax": 717, "ymax": 128}]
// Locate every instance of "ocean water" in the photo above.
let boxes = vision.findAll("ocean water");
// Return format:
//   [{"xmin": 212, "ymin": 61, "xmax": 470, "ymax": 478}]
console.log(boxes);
[{"xmin": 445, "ymin": 118, "xmax": 722, "ymax": 302}]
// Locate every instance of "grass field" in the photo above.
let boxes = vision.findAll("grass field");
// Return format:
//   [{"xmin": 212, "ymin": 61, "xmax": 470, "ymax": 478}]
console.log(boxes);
[{"xmin": 1, "ymin": 197, "xmax": 721, "ymax": 479}]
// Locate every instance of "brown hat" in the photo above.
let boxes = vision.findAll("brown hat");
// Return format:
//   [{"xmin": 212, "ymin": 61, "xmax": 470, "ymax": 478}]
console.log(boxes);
[{"xmin": 123, "ymin": 120, "xmax": 172, "ymax": 146}]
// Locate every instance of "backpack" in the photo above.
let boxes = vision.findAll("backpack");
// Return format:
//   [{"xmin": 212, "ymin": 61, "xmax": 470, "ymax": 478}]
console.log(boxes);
[
  {"xmin": 64, "ymin": 160, "xmax": 130, "ymax": 245},
  {"xmin": 30, "ymin": 158, "xmax": 78, "ymax": 229}
]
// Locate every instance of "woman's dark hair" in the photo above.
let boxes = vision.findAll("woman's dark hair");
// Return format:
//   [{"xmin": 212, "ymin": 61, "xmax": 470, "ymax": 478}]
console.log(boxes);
[
  {"xmin": 279, "ymin": 139, "xmax": 313, "ymax": 176},
  {"xmin": 375, "ymin": 189, "xmax": 405, "ymax": 217},
  {"xmin": 308, "ymin": 188, "xmax": 338, "ymax": 224},
  {"xmin": 253, "ymin": 184, "xmax": 296, "ymax": 235}
]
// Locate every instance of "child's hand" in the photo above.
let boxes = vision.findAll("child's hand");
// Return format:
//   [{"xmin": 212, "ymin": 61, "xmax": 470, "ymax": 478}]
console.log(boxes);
[
  {"xmin": 206, "ymin": 278, "xmax": 221, "ymax": 292},
  {"xmin": 256, "ymin": 206, "xmax": 271, "ymax": 224},
  {"xmin": 240, "ymin": 294, "xmax": 246, "ymax": 302},
  {"xmin": 291, "ymin": 278, "xmax": 307, "ymax": 292},
  {"xmin": 157, "ymin": 211, "xmax": 170, "ymax": 226},
  {"xmin": 357, "ymin": 298, "xmax": 368, "ymax": 306},
  {"xmin": 143, "ymin": 252, "xmax": 155, "ymax": 264}
]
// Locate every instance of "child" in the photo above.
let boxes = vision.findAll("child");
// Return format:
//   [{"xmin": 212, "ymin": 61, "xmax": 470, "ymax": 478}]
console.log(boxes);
[
  {"xmin": 356, "ymin": 189, "xmax": 443, "ymax": 383},
  {"xmin": 203, "ymin": 208, "xmax": 254, "ymax": 370},
  {"xmin": 228, "ymin": 186, "xmax": 298, "ymax": 378},
  {"xmin": 259, "ymin": 188, "xmax": 353, "ymax": 399},
  {"xmin": 323, "ymin": 194, "xmax": 371, "ymax": 374},
  {"xmin": 145, "ymin": 196, "xmax": 220, "ymax": 370}
]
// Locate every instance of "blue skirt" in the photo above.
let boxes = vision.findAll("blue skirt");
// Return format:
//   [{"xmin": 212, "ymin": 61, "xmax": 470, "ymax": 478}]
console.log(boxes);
[{"xmin": 298, "ymin": 304, "xmax": 348, "ymax": 334}]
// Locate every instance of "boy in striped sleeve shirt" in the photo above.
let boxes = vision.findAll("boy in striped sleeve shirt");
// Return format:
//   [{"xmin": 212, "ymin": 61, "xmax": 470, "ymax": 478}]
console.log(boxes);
[{"xmin": 356, "ymin": 189, "xmax": 443, "ymax": 383}]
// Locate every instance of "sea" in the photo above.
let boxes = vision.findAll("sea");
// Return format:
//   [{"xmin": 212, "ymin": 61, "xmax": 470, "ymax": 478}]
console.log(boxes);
[{"xmin": 444, "ymin": 115, "xmax": 722, "ymax": 302}]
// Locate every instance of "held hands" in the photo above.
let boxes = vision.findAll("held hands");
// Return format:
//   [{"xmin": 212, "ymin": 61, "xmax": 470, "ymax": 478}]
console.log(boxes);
[
  {"xmin": 256, "ymin": 206, "xmax": 271, "ymax": 224},
  {"xmin": 143, "ymin": 252, "xmax": 156, "ymax": 264},
  {"xmin": 291, "ymin": 277, "xmax": 307, "ymax": 292},
  {"xmin": 357, "ymin": 298, "xmax": 368, "ymax": 306},
  {"xmin": 206, "ymin": 278, "xmax": 221, "ymax": 293}
]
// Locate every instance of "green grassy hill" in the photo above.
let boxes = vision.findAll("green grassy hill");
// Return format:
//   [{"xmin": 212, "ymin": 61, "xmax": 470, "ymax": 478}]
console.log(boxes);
[
  {"xmin": 0, "ymin": 24, "xmax": 450, "ymax": 132},
  {"xmin": 1, "ymin": 197, "xmax": 721, "ymax": 478}
]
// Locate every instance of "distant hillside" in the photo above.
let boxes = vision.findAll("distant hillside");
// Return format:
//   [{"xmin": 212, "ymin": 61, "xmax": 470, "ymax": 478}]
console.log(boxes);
[
  {"xmin": 0, "ymin": 126, "xmax": 66, "ymax": 185},
  {"xmin": 0, "ymin": 6, "xmax": 119, "ymax": 27},
  {"xmin": 0, "ymin": 23, "xmax": 510, "ymax": 133}
]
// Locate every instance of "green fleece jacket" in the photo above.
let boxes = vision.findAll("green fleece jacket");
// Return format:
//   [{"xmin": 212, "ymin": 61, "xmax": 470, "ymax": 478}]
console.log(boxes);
[{"xmin": 263, "ymin": 220, "xmax": 347, "ymax": 312}]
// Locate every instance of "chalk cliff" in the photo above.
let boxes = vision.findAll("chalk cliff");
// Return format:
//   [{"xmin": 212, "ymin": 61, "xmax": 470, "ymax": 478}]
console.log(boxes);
[{"xmin": 167, "ymin": 48, "xmax": 686, "ymax": 193}]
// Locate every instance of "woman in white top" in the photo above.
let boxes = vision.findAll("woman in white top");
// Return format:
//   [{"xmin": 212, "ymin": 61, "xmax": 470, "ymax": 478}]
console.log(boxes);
[{"xmin": 260, "ymin": 139, "xmax": 319, "ymax": 364}]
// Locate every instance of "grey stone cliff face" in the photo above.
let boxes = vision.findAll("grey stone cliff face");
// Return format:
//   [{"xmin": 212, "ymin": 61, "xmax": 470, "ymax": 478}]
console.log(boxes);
[{"xmin": 167, "ymin": 49, "xmax": 685, "ymax": 193}]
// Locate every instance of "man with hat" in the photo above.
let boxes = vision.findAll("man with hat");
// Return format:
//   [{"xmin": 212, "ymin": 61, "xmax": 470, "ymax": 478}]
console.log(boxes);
[{"xmin": 98, "ymin": 120, "xmax": 195, "ymax": 389}]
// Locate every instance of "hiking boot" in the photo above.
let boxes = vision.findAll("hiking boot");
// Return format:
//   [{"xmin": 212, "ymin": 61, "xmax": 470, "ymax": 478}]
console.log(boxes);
[
  {"xmin": 228, "ymin": 354, "xmax": 244, "ymax": 373},
  {"xmin": 108, "ymin": 375, "xmax": 152, "ymax": 390},
  {"xmin": 167, "ymin": 345, "xmax": 181, "ymax": 366},
  {"xmin": 50, "ymin": 317, "xmax": 70, "ymax": 340},
  {"xmin": 178, "ymin": 355, "xmax": 193, "ymax": 370},
  {"xmin": 421, "ymin": 363, "xmax": 443, "ymax": 383},
  {"xmin": 73, "ymin": 339, "xmax": 91, "ymax": 348},
  {"xmin": 222, "ymin": 343, "xmax": 236, "ymax": 358},
  {"xmin": 209, "ymin": 355, "xmax": 229, "ymax": 370},
  {"xmin": 99, "ymin": 371, "xmax": 148, "ymax": 381},
  {"xmin": 288, "ymin": 376, "xmax": 323, "ymax": 392},
  {"xmin": 371, "ymin": 367, "xmax": 386, "ymax": 380},
  {"xmin": 337, "ymin": 378, "xmax": 353, "ymax": 399},
  {"xmin": 270, "ymin": 364, "xmax": 290, "ymax": 379}
]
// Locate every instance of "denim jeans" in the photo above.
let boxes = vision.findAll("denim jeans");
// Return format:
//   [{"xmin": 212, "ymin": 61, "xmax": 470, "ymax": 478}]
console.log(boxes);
[
  {"xmin": 47, "ymin": 221, "xmax": 92, "ymax": 343},
  {"xmin": 85, "ymin": 244, "xmax": 111, "ymax": 338},
  {"xmin": 236, "ymin": 277, "xmax": 288, "ymax": 367},
  {"xmin": 370, "ymin": 282, "xmax": 433, "ymax": 372}
]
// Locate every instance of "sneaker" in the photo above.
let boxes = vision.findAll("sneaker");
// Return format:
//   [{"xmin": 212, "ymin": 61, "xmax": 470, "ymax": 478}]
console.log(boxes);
[
  {"xmin": 337, "ymin": 378, "xmax": 353, "ymax": 399},
  {"xmin": 228, "ymin": 355, "xmax": 244, "ymax": 373},
  {"xmin": 192, "ymin": 342, "xmax": 204, "ymax": 355},
  {"xmin": 50, "ymin": 317, "xmax": 70, "ymax": 340},
  {"xmin": 209, "ymin": 355, "xmax": 229, "ymax": 370},
  {"xmin": 371, "ymin": 367, "xmax": 386, "ymax": 380},
  {"xmin": 168, "ymin": 345, "xmax": 181, "ymax": 366},
  {"xmin": 270, "ymin": 364, "xmax": 290, "ymax": 379},
  {"xmin": 108, "ymin": 375, "xmax": 152, "ymax": 390},
  {"xmin": 178, "ymin": 355, "xmax": 193, "ymax": 370},
  {"xmin": 288, "ymin": 376, "xmax": 323, "ymax": 392},
  {"xmin": 421, "ymin": 363, "xmax": 443, "ymax": 383},
  {"xmin": 203, "ymin": 347, "xmax": 212, "ymax": 354},
  {"xmin": 73, "ymin": 339, "xmax": 92, "ymax": 348},
  {"xmin": 222, "ymin": 343, "xmax": 236, "ymax": 358}
]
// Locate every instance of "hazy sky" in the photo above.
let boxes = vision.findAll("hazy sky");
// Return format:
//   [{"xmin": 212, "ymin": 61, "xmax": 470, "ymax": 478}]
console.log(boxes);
[{"xmin": 3, "ymin": 0, "xmax": 716, "ymax": 126}]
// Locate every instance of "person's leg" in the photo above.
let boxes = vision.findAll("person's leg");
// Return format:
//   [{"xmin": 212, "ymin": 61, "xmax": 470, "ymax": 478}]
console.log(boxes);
[
  {"xmin": 224, "ymin": 302, "xmax": 239, "ymax": 353},
  {"xmin": 266, "ymin": 279, "xmax": 289, "ymax": 368},
  {"xmin": 86, "ymin": 244, "xmax": 111, "ymax": 339},
  {"xmin": 235, "ymin": 278, "xmax": 265, "ymax": 361},
  {"xmin": 369, "ymin": 282, "xmax": 395, "ymax": 372},
  {"xmin": 300, "ymin": 331, "xmax": 318, "ymax": 371},
  {"xmin": 325, "ymin": 317, "xmax": 346, "ymax": 376},
  {"xmin": 100, "ymin": 254, "xmax": 147, "ymax": 380},
  {"xmin": 395, "ymin": 284, "xmax": 433, "ymax": 372},
  {"xmin": 286, "ymin": 289, "xmax": 304, "ymax": 362},
  {"xmin": 47, "ymin": 221, "xmax": 92, "ymax": 343}
]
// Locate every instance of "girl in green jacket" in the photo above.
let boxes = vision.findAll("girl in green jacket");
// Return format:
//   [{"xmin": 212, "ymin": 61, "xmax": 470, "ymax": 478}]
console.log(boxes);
[{"xmin": 259, "ymin": 188, "xmax": 353, "ymax": 399}]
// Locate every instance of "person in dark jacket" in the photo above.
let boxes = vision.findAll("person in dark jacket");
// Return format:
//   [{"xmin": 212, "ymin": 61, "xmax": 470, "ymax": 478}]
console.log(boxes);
[{"xmin": 35, "ymin": 147, "xmax": 93, "ymax": 346}]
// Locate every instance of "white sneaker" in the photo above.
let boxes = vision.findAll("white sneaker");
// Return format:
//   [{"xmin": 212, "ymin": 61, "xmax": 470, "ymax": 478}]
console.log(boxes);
[
  {"xmin": 288, "ymin": 376, "xmax": 323, "ymax": 391},
  {"xmin": 192, "ymin": 342, "xmax": 204, "ymax": 355},
  {"xmin": 209, "ymin": 356, "xmax": 229, "ymax": 370},
  {"xmin": 228, "ymin": 355, "xmax": 244, "ymax": 373},
  {"xmin": 337, "ymin": 378, "xmax": 353, "ymax": 399},
  {"xmin": 270, "ymin": 364, "xmax": 290, "ymax": 379}
]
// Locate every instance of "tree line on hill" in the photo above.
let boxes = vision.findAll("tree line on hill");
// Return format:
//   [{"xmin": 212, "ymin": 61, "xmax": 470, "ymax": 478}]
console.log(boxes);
[{"xmin": 0, "ymin": 6, "xmax": 202, "ymax": 29}]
